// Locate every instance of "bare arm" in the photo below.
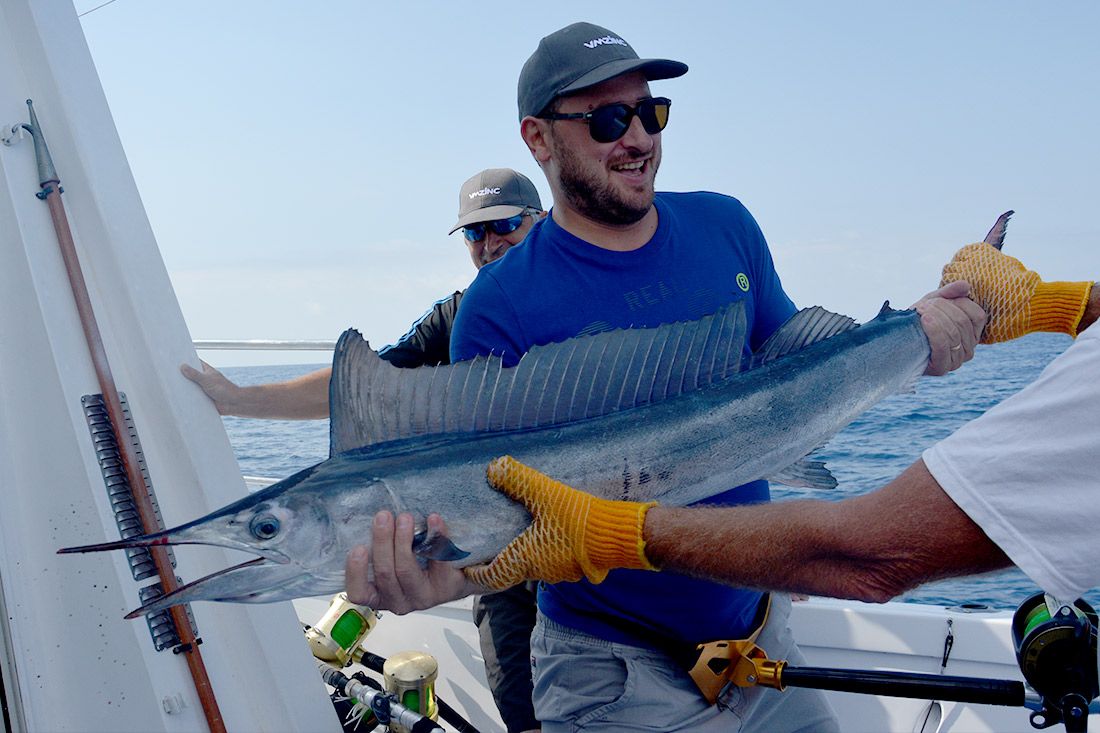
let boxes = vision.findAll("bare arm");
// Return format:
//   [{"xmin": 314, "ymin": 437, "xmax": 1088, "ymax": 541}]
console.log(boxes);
[
  {"xmin": 180, "ymin": 361, "xmax": 330, "ymax": 419},
  {"xmin": 643, "ymin": 459, "xmax": 1010, "ymax": 603},
  {"xmin": 344, "ymin": 458, "xmax": 1013, "ymax": 613},
  {"xmin": 1077, "ymin": 283, "xmax": 1099, "ymax": 335}
]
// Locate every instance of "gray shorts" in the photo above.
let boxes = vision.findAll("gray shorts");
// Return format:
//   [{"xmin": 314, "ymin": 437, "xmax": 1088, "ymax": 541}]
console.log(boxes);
[{"xmin": 530, "ymin": 593, "xmax": 838, "ymax": 732}]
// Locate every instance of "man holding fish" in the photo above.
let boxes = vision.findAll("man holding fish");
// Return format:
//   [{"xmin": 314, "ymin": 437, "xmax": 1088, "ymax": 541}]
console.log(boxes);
[
  {"xmin": 349, "ymin": 224, "xmax": 1100, "ymax": 727},
  {"xmin": 347, "ymin": 22, "xmax": 985, "ymax": 733}
]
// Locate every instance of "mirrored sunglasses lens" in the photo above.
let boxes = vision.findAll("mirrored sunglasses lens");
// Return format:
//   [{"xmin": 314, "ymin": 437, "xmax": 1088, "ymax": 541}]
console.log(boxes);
[
  {"xmin": 488, "ymin": 214, "xmax": 525, "ymax": 235},
  {"xmin": 589, "ymin": 104, "xmax": 632, "ymax": 143},
  {"xmin": 463, "ymin": 224, "xmax": 486, "ymax": 242}
]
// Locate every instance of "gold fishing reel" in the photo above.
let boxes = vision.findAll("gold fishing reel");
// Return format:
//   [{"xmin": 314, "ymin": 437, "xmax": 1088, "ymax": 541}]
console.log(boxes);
[
  {"xmin": 306, "ymin": 592, "xmax": 379, "ymax": 667},
  {"xmin": 306, "ymin": 594, "xmax": 442, "ymax": 732},
  {"xmin": 383, "ymin": 651, "xmax": 440, "ymax": 725}
]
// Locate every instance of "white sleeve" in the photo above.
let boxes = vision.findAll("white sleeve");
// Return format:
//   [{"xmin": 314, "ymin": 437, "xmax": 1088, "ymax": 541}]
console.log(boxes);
[{"xmin": 923, "ymin": 322, "xmax": 1100, "ymax": 601}]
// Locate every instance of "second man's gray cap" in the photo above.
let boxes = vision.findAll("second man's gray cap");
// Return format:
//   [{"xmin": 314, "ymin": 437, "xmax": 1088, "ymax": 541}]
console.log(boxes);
[
  {"xmin": 518, "ymin": 22, "xmax": 688, "ymax": 120},
  {"xmin": 449, "ymin": 169, "xmax": 543, "ymax": 234}
]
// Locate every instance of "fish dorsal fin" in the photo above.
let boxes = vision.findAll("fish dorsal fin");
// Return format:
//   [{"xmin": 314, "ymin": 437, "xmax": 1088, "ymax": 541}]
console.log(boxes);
[
  {"xmin": 751, "ymin": 306, "xmax": 858, "ymax": 368},
  {"xmin": 329, "ymin": 300, "xmax": 748, "ymax": 455}
]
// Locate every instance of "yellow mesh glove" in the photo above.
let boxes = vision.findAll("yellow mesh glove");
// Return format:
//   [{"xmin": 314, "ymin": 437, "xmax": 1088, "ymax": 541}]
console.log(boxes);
[
  {"xmin": 465, "ymin": 456, "xmax": 658, "ymax": 591},
  {"xmin": 941, "ymin": 242, "xmax": 1092, "ymax": 343}
]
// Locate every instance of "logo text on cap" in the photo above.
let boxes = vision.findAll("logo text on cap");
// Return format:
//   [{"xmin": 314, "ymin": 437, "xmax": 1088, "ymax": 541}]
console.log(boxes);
[
  {"xmin": 583, "ymin": 35, "xmax": 628, "ymax": 50},
  {"xmin": 469, "ymin": 187, "xmax": 502, "ymax": 199}
]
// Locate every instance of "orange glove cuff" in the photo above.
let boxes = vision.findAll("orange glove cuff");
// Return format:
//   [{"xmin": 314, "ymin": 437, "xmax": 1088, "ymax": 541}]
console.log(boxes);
[
  {"xmin": 1029, "ymin": 280, "xmax": 1093, "ymax": 337},
  {"xmin": 583, "ymin": 497, "xmax": 658, "ymax": 582}
]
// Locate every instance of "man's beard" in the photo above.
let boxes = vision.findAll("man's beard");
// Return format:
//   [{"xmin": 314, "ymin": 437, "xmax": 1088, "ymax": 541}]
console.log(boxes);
[{"xmin": 553, "ymin": 136, "xmax": 657, "ymax": 226}]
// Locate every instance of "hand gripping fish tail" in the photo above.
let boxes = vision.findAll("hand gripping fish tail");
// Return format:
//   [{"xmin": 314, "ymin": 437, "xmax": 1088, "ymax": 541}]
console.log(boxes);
[{"xmin": 941, "ymin": 211, "xmax": 1093, "ymax": 343}]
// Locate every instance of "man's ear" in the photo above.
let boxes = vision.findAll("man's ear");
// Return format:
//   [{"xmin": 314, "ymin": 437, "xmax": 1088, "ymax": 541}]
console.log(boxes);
[{"xmin": 521, "ymin": 117, "xmax": 552, "ymax": 165}]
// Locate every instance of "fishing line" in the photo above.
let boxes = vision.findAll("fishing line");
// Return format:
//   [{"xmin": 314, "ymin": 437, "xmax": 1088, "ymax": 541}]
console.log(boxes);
[{"xmin": 78, "ymin": 0, "xmax": 120, "ymax": 18}]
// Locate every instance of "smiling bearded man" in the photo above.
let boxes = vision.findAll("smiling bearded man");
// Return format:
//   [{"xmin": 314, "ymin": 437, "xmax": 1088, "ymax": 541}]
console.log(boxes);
[{"xmin": 346, "ymin": 21, "xmax": 987, "ymax": 733}]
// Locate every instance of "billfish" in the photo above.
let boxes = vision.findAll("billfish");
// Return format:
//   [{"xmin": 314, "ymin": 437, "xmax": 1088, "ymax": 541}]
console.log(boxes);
[
  {"xmin": 60, "ymin": 215, "xmax": 1010, "ymax": 618},
  {"xmin": 61, "ymin": 300, "xmax": 930, "ymax": 617}
]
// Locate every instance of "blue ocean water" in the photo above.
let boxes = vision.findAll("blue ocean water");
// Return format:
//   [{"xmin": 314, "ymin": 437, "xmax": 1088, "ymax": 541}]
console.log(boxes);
[{"xmin": 220, "ymin": 332, "xmax": 1098, "ymax": 612}]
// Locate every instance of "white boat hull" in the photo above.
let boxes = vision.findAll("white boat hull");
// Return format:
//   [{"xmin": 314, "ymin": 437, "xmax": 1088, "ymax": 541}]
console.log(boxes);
[{"xmin": 0, "ymin": 2, "xmax": 337, "ymax": 730}]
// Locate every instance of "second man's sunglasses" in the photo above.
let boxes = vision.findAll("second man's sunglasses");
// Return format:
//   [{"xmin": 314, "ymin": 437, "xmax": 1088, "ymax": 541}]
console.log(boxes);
[
  {"xmin": 539, "ymin": 96, "xmax": 671, "ymax": 143},
  {"xmin": 463, "ymin": 210, "xmax": 534, "ymax": 243}
]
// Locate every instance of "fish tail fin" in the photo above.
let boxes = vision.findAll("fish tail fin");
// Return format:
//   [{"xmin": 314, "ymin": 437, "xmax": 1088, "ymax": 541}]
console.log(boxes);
[{"xmin": 983, "ymin": 210, "xmax": 1014, "ymax": 250}]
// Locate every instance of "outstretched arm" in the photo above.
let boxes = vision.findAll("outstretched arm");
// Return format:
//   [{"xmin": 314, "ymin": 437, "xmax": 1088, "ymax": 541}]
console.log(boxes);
[
  {"xmin": 465, "ymin": 456, "xmax": 1007, "ymax": 602},
  {"xmin": 1079, "ymin": 283, "xmax": 1100, "ymax": 334},
  {"xmin": 643, "ymin": 460, "xmax": 1009, "ymax": 602},
  {"xmin": 180, "ymin": 361, "xmax": 330, "ymax": 419}
]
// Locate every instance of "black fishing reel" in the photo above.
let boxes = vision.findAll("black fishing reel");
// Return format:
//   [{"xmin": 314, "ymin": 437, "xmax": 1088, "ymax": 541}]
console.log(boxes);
[{"xmin": 1013, "ymin": 593, "xmax": 1099, "ymax": 732}]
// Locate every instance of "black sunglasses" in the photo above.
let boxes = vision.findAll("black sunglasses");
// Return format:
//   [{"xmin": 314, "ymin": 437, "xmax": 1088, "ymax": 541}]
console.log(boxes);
[
  {"xmin": 462, "ymin": 210, "xmax": 534, "ymax": 243},
  {"xmin": 539, "ymin": 97, "xmax": 671, "ymax": 143}
]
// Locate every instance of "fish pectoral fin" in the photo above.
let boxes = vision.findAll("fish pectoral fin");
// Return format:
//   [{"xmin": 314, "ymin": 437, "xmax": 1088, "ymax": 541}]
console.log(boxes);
[
  {"xmin": 412, "ymin": 529, "xmax": 470, "ymax": 562},
  {"xmin": 897, "ymin": 371, "xmax": 921, "ymax": 394},
  {"xmin": 767, "ymin": 458, "xmax": 838, "ymax": 490}
]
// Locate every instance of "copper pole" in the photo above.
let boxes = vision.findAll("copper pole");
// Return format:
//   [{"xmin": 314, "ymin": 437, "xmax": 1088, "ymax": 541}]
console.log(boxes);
[{"xmin": 24, "ymin": 100, "xmax": 226, "ymax": 733}]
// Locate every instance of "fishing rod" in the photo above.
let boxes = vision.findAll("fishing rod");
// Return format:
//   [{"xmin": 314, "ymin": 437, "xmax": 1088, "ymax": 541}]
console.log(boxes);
[
  {"xmin": 709, "ymin": 593, "xmax": 1097, "ymax": 732},
  {"xmin": 318, "ymin": 662, "xmax": 445, "ymax": 733},
  {"xmin": 355, "ymin": 651, "xmax": 482, "ymax": 733},
  {"xmin": 17, "ymin": 99, "xmax": 226, "ymax": 733}
]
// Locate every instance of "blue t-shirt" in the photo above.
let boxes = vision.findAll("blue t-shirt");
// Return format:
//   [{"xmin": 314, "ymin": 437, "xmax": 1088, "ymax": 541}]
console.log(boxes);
[{"xmin": 451, "ymin": 191, "xmax": 797, "ymax": 646}]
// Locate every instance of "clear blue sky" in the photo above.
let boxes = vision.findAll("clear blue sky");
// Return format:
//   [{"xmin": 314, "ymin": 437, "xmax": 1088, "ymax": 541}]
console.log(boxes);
[{"xmin": 76, "ymin": 2, "xmax": 1100, "ymax": 366}]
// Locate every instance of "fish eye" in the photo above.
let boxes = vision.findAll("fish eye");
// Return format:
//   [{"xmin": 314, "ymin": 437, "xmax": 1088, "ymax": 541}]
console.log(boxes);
[{"xmin": 249, "ymin": 514, "xmax": 281, "ymax": 540}]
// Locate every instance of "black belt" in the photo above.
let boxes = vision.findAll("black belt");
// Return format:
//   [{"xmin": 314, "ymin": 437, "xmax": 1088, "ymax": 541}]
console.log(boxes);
[{"xmin": 558, "ymin": 592, "xmax": 773, "ymax": 703}]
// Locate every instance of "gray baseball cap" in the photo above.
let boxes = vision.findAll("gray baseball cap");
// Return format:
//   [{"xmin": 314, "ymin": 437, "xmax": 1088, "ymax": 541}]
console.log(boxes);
[
  {"xmin": 518, "ymin": 22, "xmax": 688, "ymax": 120},
  {"xmin": 448, "ymin": 168, "xmax": 543, "ymax": 234}
]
